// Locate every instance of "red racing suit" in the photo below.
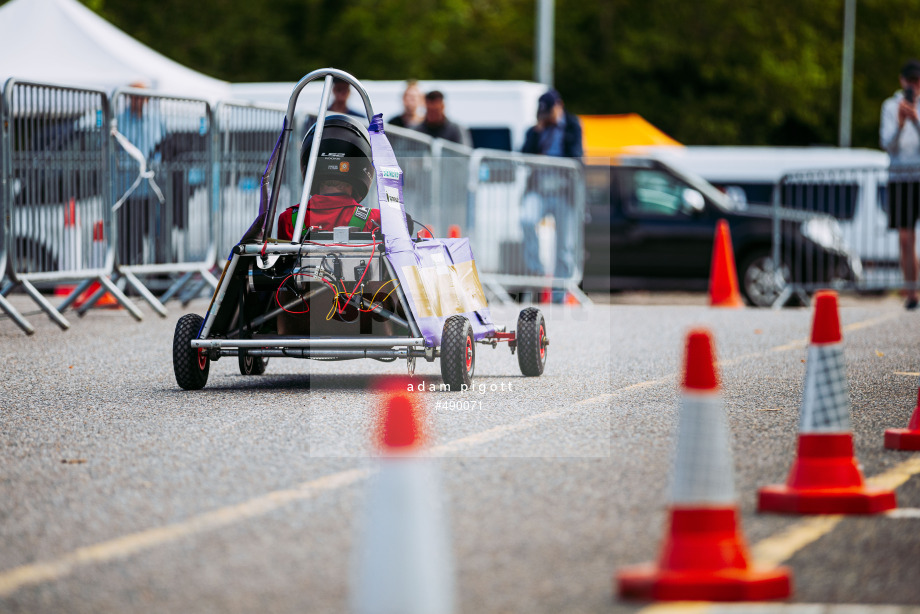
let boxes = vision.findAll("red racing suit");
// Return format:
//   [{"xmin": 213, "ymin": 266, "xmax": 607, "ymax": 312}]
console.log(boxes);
[{"xmin": 277, "ymin": 194, "xmax": 380, "ymax": 241}]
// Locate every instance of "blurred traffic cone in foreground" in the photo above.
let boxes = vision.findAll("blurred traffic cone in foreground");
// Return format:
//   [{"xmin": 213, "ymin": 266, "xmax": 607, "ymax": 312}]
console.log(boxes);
[
  {"xmin": 758, "ymin": 291, "xmax": 896, "ymax": 514},
  {"xmin": 709, "ymin": 219, "xmax": 744, "ymax": 308},
  {"xmin": 616, "ymin": 330, "xmax": 792, "ymax": 602},
  {"xmin": 884, "ymin": 377, "xmax": 920, "ymax": 450},
  {"xmin": 350, "ymin": 384, "xmax": 455, "ymax": 614}
]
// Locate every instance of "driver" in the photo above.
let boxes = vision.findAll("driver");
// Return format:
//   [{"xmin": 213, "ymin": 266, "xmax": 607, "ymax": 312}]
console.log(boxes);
[{"xmin": 278, "ymin": 114, "xmax": 380, "ymax": 240}]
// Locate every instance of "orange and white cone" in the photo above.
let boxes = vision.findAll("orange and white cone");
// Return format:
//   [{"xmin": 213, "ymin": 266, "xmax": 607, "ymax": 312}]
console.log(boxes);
[
  {"xmin": 758, "ymin": 290, "xmax": 897, "ymax": 514},
  {"xmin": 709, "ymin": 219, "xmax": 744, "ymax": 308},
  {"xmin": 350, "ymin": 384, "xmax": 455, "ymax": 614},
  {"xmin": 616, "ymin": 329, "xmax": 792, "ymax": 602},
  {"xmin": 885, "ymin": 378, "xmax": 920, "ymax": 450}
]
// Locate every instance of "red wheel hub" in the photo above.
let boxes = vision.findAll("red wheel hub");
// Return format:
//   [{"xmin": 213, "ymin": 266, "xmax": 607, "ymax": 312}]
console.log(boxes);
[
  {"xmin": 465, "ymin": 337, "xmax": 473, "ymax": 372},
  {"xmin": 197, "ymin": 348, "xmax": 208, "ymax": 370},
  {"xmin": 539, "ymin": 324, "xmax": 545, "ymax": 360}
]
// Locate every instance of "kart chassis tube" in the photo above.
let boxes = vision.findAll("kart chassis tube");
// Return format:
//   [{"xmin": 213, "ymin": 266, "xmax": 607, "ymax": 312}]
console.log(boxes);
[
  {"xmin": 192, "ymin": 337, "xmax": 426, "ymax": 349},
  {"xmin": 261, "ymin": 68, "xmax": 375, "ymax": 245},
  {"xmin": 224, "ymin": 349, "xmax": 412, "ymax": 359}
]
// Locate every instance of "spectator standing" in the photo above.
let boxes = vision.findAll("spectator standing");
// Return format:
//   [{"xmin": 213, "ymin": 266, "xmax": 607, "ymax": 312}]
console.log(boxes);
[
  {"xmin": 388, "ymin": 80, "xmax": 424, "ymax": 128},
  {"xmin": 414, "ymin": 90, "xmax": 470, "ymax": 146},
  {"xmin": 328, "ymin": 77, "xmax": 365, "ymax": 119},
  {"xmin": 881, "ymin": 59, "xmax": 920, "ymax": 309},
  {"xmin": 113, "ymin": 81, "xmax": 167, "ymax": 266},
  {"xmin": 520, "ymin": 89, "xmax": 583, "ymax": 302}
]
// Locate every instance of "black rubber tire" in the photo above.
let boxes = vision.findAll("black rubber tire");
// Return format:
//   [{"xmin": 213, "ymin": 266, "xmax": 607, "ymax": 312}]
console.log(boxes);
[
  {"xmin": 173, "ymin": 314, "xmax": 209, "ymax": 390},
  {"xmin": 238, "ymin": 352, "xmax": 269, "ymax": 376},
  {"xmin": 517, "ymin": 307, "xmax": 547, "ymax": 376},
  {"xmin": 440, "ymin": 315, "xmax": 474, "ymax": 391}
]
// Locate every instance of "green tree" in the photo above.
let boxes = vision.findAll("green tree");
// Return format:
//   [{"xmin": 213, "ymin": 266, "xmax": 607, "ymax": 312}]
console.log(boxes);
[{"xmin": 5, "ymin": 0, "xmax": 920, "ymax": 147}]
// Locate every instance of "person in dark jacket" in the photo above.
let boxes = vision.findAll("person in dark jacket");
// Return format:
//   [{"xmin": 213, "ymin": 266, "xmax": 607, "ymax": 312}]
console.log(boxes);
[
  {"xmin": 414, "ymin": 90, "xmax": 470, "ymax": 146},
  {"xmin": 520, "ymin": 89, "xmax": 583, "ymax": 301}
]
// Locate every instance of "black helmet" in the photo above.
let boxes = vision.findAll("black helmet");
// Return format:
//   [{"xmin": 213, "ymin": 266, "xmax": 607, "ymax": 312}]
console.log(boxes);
[{"xmin": 300, "ymin": 114, "xmax": 374, "ymax": 202}]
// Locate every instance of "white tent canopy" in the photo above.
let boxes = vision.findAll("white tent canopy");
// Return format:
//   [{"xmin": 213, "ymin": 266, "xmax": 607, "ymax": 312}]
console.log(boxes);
[{"xmin": 0, "ymin": 0, "xmax": 230, "ymax": 100}]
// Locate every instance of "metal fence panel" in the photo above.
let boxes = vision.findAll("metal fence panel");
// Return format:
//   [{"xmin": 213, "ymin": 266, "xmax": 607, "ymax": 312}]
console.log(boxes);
[
  {"xmin": 467, "ymin": 149, "xmax": 587, "ymax": 303},
  {"xmin": 384, "ymin": 124, "xmax": 435, "ymax": 233},
  {"xmin": 1, "ymin": 79, "xmax": 142, "ymax": 330},
  {"xmin": 773, "ymin": 164, "xmax": 909, "ymax": 304},
  {"xmin": 215, "ymin": 101, "xmax": 290, "ymax": 258},
  {"xmin": 432, "ymin": 139, "xmax": 472, "ymax": 236},
  {"xmin": 110, "ymin": 88, "xmax": 216, "ymax": 314},
  {"xmin": 0, "ymin": 79, "xmax": 36, "ymax": 334}
]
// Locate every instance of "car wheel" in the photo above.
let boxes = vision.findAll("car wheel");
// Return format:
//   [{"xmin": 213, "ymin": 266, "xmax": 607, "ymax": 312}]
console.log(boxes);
[
  {"xmin": 739, "ymin": 251, "xmax": 790, "ymax": 308},
  {"xmin": 440, "ymin": 315, "xmax": 474, "ymax": 391}
]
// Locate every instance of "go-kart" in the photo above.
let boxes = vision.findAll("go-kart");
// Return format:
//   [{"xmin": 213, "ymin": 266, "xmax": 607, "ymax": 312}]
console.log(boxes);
[{"xmin": 172, "ymin": 68, "xmax": 548, "ymax": 391}]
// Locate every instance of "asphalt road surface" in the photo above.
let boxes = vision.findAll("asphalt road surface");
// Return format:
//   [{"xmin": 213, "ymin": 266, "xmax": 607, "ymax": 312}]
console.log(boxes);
[{"xmin": 1, "ymin": 293, "xmax": 919, "ymax": 613}]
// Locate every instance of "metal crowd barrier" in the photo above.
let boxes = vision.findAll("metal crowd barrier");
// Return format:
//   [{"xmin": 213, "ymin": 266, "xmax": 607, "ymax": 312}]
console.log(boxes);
[
  {"xmin": 0, "ymin": 82, "xmax": 590, "ymax": 335},
  {"xmin": 0, "ymin": 85, "xmax": 35, "ymax": 334},
  {"xmin": 432, "ymin": 139, "xmax": 471, "ymax": 236},
  {"xmin": 106, "ymin": 88, "xmax": 217, "ymax": 317},
  {"xmin": 0, "ymin": 79, "xmax": 143, "ymax": 333},
  {"xmin": 214, "ymin": 101, "xmax": 290, "ymax": 259},
  {"xmin": 771, "ymin": 164, "xmax": 908, "ymax": 306},
  {"xmin": 467, "ymin": 149, "xmax": 588, "ymax": 304},
  {"xmin": 384, "ymin": 124, "xmax": 436, "ymax": 231}
]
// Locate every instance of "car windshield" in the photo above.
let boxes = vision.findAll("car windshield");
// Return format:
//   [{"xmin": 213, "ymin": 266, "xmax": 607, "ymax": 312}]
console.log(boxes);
[{"xmin": 648, "ymin": 157, "xmax": 742, "ymax": 212}]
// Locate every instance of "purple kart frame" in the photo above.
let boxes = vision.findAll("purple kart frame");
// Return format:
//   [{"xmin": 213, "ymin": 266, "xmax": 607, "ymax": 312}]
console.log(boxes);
[{"xmin": 172, "ymin": 69, "xmax": 548, "ymax": 391}]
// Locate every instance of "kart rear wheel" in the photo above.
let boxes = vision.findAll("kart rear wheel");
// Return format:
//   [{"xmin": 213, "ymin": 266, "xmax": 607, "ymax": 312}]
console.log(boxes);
[
  {"xmin": 440, "ymin": 315, "xmax": 474, "ymax": 391},
  {"xmin": 517, "ymin": 307, "xmax": 547, "ymax": 376},
  {"xmin": 238, "ymin": 352, "xmax": 269, "ymax": 376},
  {"xmin": 173, "ymin": 314, "xmax": 209, "ymax": 390}
]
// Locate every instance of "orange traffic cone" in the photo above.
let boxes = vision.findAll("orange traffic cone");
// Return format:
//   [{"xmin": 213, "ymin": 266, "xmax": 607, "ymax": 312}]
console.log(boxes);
[
  {"xmin": 350, "ymin": 382, "xmax": 456, "ymax": 614},
  {"xmin": 616, "ymin": 329, "xmax": 792, "ymax": 602},
  {"xmin": 73, "ymin": 281, "xmax": 119, "ymax": 309},
  {"xmin": 884, "ymin": 378, "xmax": 920, "ymax": 450},
  {"xmin": 447, "ymin": 224, "xmax": 461, "ymax": 238},
  {"xmin": 758, "ymin": 291, "xmax": 897, "ymax": 514},
  {"xmin": 709, "ymin": 219, "xmax": 744, "ymax": 308}
]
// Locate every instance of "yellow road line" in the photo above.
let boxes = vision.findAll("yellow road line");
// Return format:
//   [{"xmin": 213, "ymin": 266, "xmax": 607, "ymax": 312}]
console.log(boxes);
[
  {"xmin": 0, "ymin": 313, "xmax": 903, "ymax": 598},
  {"xmin": 894, "ymin": 371, "xmax": 920, "ymax": 377},
  {"xmin": 750, "ymin": 515, "xmax": 845, "ymax": 568},
  {"xmin": 637, "ymin": 457, "xmax": 920, "ymax": 614},
  {"xmin": 0, "ymin": 468, "xmax": 370, "ymax": 598}
]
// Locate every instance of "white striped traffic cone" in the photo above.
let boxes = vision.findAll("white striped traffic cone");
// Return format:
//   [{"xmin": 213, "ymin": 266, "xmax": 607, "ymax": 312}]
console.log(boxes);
[
  {"xmin": 884, "ymin": 375, "xmax": 920, "ymax": 450},
  {"xmin": 758, "ymin": 290, "xmax": 897, "ymax": 514},
  {"xmin": 617, "ymin": 329, "xmax": 792, "ymax": 601},
  {"xmin": 350, "ymin": 383, "xmax": 455, "ymax": 614}
]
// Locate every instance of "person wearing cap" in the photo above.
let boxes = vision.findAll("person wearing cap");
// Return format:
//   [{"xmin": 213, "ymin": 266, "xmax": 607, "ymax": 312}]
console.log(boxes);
[
  {"xmin": 520, "ymin": 89, "xmax": 583, "ymax": 302},
  {"xmin": 881, "ymin": 59, "xmax": 920, "ymax": 309},
  {"xmin": 414, "ymin": 90, "xmax": 470, "ymax": 146},
  {"xmin": 277, "ymin": 114, "xmax": 379, "ymax": 241},
  {"xmin": 114, "ymin": 81, "xmax": 168, "ymax": 266}
]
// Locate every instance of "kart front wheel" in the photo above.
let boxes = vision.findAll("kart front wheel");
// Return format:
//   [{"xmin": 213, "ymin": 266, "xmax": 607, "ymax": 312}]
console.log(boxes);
[
  {"xmin": 238, "ymin": 352, "xmax": 269, "ymax": 376},
  {"xmin": 173, "ymin": 314, "xmax": 209, "ymax": 390},
  {"xmin": 517, "ymin": 307, "xmax": 547, "ymax": 376},
  {"xmin": 440, "ymin": 315, "xmax": 474, "ymax": 391}
]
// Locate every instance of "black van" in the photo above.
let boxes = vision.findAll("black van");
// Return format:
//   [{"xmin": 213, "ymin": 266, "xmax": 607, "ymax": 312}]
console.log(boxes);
[{"xmin": 582, "ymin": 157, "xmax": 862, "ymax": 307}]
